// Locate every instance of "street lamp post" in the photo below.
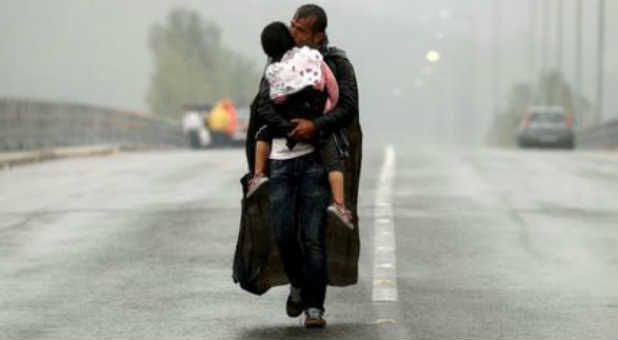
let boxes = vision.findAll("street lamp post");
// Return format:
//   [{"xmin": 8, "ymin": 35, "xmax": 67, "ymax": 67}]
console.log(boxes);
[
  {"xmin": 575, "ymin": 0, "xmax": 583, "ymax": 126},
  {"xmin": 541, "ymin": 0, "xmax": 549, "ymax": 81},
  {"xmin": 595, "ymin": 0, "xmax": 605, "ymax": 124},
  {"xmin": 557, "ymin": 0, "xmax": 563, "ymax": 73},
  {"xmin": 529, "ymin": 0, "xmax": 537, "ymax": 85},
  {"xmin": 492, "ymin": 0, "xmax": 501, "ymax": 116}
]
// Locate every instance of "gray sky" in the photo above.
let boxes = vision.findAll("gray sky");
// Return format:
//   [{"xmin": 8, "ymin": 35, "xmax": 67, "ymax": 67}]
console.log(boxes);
[{"xmin": 1, "ymin": 0, "xmax": 616, "ymax": 145}]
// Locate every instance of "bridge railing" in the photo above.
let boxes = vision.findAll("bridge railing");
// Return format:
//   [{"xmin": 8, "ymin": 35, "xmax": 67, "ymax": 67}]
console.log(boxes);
[
  {"xmin": 0, "ymin": 98, "xmax": 186, "ymax": 151},
  {"xmin": 576, "ymin": 119, "xmax": 618, "ymax": 150}
]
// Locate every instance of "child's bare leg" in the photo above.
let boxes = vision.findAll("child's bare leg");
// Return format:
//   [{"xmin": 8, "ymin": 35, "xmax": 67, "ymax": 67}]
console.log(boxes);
[
  {"xmin": 254, "ymin": 141, "xmax": 271, "ymax": 176},
  {"xmin": 328, "ymin": 171, "xmax": 345, "ymax": 206}
]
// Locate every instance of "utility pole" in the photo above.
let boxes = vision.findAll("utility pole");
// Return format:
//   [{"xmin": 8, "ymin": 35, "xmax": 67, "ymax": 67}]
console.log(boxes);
[
  {"xmin": 575, "ymin": 0, "xmax": 583, "ymax": 126},
  {"xmin": 492, "ymin": 0, "xmax": 501, "ymax": 116},
  {"xmin": 529, "ymin": 0, "xmax": 536, "ymax": 85},
  {"xmin": 541, "ymin": 0, "xmax": 549, "ymax": 103},
  {"xmin": 556, "ymin": 0, "xmax": 563, "ymax": 73},
  {"xmin": 595, "ymin": 0, "xmax": 605, "ymax": 124}
]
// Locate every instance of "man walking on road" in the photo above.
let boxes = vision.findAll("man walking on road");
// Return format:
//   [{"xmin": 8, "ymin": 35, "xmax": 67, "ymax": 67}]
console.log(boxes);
[{"xmin": 253, "ymin": 4, "xmax": 362, "ymax": 328}]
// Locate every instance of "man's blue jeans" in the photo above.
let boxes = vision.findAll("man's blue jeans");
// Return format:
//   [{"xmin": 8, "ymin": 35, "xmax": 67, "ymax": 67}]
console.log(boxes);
[{"xmin": 269, "ymin": 152, "xmax": 330, "ymax": 311}]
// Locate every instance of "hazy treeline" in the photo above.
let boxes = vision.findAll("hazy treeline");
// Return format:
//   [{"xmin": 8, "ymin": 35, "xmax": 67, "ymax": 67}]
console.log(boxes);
[{"xmin": 147, "ymin": 8, "xmax": 260, "ymax": 119}]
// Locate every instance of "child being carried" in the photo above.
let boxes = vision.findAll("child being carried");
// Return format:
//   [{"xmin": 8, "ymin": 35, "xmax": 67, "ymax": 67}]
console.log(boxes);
[{"xmin": 247, "ymin": 21, "xmax": 353, "ymax": 229}]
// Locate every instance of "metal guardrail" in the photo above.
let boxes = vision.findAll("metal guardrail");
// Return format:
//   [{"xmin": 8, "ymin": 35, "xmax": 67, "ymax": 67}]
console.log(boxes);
[
  {"xmin": 0, "ymin": 98, "xmax": 186, "ymax": 151},
  {"xmin": 576, "ymin": 119, "xmax": 618, "ymax": 150}
]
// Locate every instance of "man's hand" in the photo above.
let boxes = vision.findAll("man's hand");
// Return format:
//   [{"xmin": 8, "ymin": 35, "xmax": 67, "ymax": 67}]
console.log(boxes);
[{"xmin": 289, "ymin": 118, "xmax": 316, "ymax": 141}]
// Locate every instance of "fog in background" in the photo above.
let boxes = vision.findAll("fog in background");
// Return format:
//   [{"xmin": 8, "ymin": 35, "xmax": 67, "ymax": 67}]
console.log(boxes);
[{"xmin": 1, "ymin": 0, "xmax": 616, "ymax": 147}]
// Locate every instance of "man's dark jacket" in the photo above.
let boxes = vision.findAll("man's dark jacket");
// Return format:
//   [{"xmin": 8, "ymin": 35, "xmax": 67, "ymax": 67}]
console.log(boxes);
[{"xmin": 232, "ymin": 45, "xmax": 363, "ymax": 295}]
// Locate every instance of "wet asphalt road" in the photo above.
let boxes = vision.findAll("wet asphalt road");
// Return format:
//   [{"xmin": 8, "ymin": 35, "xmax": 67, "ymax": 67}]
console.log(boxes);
[{"xmin": 0, "ymin": 145, "xmax": 616, "ymax": 339}]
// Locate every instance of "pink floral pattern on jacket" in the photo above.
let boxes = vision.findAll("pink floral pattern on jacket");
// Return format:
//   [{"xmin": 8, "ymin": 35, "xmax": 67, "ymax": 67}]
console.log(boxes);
[{"xmin": 265, "ymin": 46, "xmax": 339, "ymax": 113}]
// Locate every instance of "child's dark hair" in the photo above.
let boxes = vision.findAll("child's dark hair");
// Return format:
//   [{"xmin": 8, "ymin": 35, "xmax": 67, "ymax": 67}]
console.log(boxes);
[{"xmin": 261, "ymin": 21, "xmax": 295, "ymax": 62}]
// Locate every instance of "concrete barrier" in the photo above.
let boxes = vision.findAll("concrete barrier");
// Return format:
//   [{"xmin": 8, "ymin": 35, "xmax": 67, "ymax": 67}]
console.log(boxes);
[
  {"xmin": 0, "ymin": 98, "xmax": 186, "ymax": 151},
  {"xmin": 576, "ymin": 119, "xmax": 618, "ymax": 150}
]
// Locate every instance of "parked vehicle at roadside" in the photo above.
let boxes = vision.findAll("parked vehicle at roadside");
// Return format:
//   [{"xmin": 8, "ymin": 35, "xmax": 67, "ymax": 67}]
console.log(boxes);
[
  {"xmin": 517, "ymin": 106, "xmax": 575, "ymax": 149},
  {"xmin": 231, "ymin": 107, "xmax": 249, "ymax": 146}
]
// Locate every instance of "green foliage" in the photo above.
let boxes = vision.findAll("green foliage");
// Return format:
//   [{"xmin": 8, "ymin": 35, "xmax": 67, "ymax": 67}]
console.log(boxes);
[
  {"xmin": 147, "ymin": 8, "xmax": 259, "ymax": 118},
  {"xmin": 486, "ymin": 83, "xmax": 533, "ymax": 146}
]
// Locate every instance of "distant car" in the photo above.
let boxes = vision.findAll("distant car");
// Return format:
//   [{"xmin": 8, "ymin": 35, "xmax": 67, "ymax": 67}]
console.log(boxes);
[
  {"xmin": 231, "ymin": 107, "xmax": 249, "ymax": 146},
  {"xmin": 517, "ymin": 106, "xmax": 575, "ymax": 149}
]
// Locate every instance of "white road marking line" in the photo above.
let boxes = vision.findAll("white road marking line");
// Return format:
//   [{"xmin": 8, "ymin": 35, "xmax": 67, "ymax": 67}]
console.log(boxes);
[
  {"xmin": 378, "ymin": 263, "xmax": 394, "ymax": 269},
  {"xmin": 373, "ymin": 318, "xmax": 398, "ymax": 325},
  {"xmin": 372, "ymin": 145, "xmax": 398, "ymax": 302}
]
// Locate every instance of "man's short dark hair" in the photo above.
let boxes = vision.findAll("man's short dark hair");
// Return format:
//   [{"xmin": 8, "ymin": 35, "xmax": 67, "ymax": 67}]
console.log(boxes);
[
  {"xmin": 261, "ymin": 21, "xmax": 295, "ymax": 61},
  {"xmin": 294, "ymin": 4, "xmax": 327, "ymax": 34}
]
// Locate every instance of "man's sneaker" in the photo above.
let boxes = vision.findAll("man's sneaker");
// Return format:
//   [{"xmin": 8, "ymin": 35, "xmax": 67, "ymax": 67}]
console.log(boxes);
[
  {"xmin": 247, "ymin": 174, "xmax": 269, "ymax": 199},
  {"xmin": 304, "ymin": 308, "xmax": 327, "ymax": 328},
  {"xmin": 327, "ymin": 203, "xmax": 355, "ymax": 230},
  {"xmin": 286, "ymin": 286, "xmax": 303, "ymax": 318}
]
